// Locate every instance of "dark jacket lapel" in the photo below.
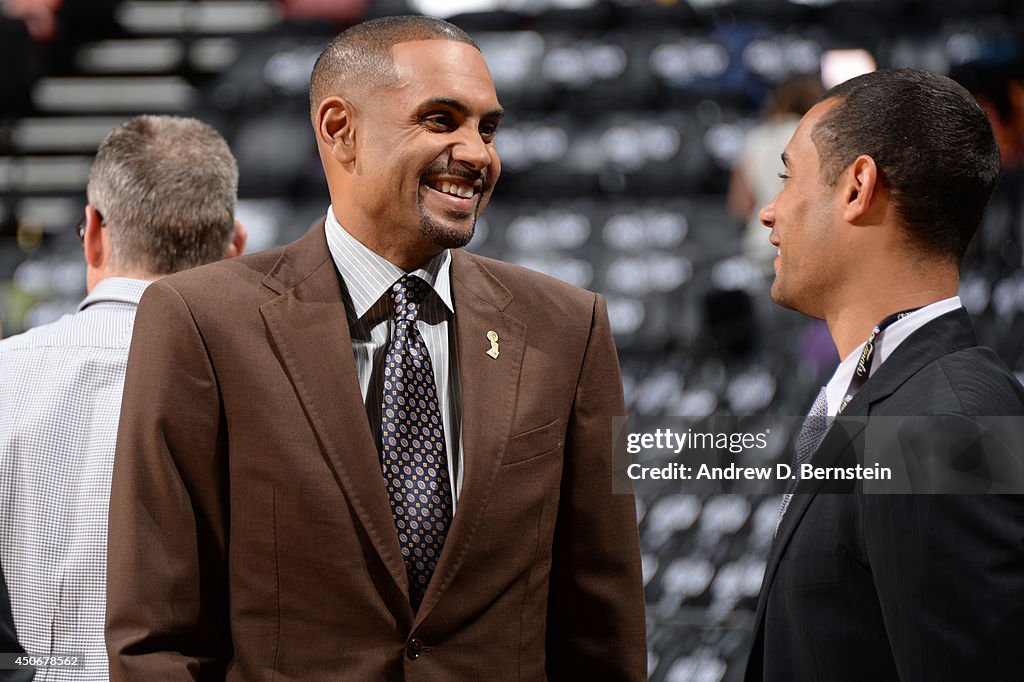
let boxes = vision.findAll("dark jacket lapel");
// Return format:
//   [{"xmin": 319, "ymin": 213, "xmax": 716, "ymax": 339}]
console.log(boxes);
[
  {"xmin": 751, "ymin": 308, "xmax": 979, "ymax": 646},
  {"xmin": 258, "ymin": 224, "xmax": 410, "ymax": 603},
  {"xmin": 853, "ymin": 307, "xmax": 976, "ymax": 410}
]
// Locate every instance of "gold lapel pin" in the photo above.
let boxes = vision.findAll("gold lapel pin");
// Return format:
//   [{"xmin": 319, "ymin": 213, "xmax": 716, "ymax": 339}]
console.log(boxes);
[{"xmin": 486, "ymin": 330, "xmax": 500, "ymax": 359}]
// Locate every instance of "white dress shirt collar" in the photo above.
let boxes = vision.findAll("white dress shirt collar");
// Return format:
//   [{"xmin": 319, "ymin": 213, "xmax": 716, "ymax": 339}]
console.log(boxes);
[
  {"xmin": 824, "ymin": 296, "xmax": 962, "ymax": 416},
  {"xmin": 324, "ymin": 207, "xmax": 453, "ymax": 324},
  {"xmin": 77, "ymin": 277, "xmax": 152, "ymax": 312}
]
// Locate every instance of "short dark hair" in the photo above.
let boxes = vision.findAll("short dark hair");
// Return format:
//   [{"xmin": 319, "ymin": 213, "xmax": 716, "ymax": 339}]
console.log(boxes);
[
  {"xmin": 87, "ymin": 115, "xmax": 238, "ymax": 275},
  {"xmin": 309, "ymin": 15, "xmax": 478, "ymax": 118},
  {"xmin": 811, "ymin": 68, "xmax": 1001, "ymax": 261}
]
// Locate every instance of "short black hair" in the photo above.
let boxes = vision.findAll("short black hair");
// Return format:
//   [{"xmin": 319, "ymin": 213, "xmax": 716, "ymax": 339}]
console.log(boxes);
[
  {"xmin": 309, "ymin": 15, "xmax": 478, "ymax": 118},
  {"xmin": 811, "ymin": 68, "xmax": 1001, "ymax": 261}
]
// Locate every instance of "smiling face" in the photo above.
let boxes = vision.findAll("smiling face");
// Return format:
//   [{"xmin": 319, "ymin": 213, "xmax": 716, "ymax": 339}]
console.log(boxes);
[
  {"xmin": 342, "ymin": 39, "xmax": 503, "ymax": 266},
  {"xmin": 759, "ymin": 99, "xmax": 844, "ymax": 319}
]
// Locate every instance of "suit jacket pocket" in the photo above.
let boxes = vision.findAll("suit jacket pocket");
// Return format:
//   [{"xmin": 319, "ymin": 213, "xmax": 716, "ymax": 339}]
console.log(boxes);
[{"xmin": 502, "ymin": 418, "xmax": 563, "ymax": 467}]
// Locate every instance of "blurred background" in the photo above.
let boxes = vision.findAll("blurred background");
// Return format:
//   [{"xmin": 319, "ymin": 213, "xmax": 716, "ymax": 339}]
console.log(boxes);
[{"xmin": 2, "ymin": 0, "xmax": 1023, "ymax": 679}]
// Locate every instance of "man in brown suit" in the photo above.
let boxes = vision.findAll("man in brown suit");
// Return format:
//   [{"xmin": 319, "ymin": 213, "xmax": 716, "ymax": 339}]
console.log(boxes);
[{"xmin": 105, "ymin": 15, "xmax": 646, "ymax": 681}]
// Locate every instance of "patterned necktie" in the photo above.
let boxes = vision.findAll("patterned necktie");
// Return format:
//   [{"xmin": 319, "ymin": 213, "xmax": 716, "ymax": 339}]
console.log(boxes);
[
  {"xmin": 379, "ymin": 274, "xmax": 453, "ymax": 608},
  {"xmin": 777, "ymin": 386, "xmax": 828, "ymax": 529}
]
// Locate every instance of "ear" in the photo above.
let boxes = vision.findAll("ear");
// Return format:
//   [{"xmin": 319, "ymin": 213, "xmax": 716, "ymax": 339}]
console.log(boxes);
[
  {"xmin": 841, "ymin": 154, "xmax": 881, "ymax": 223},
  {"xmin": 315, "ymin": 96, "xmax": 357, "ymax": 165},
  {"xmin": 82, "ymin": 204, "xmax": 106, "ymax": 269},
  {"xmin": 225, "ymin": 219, "xmax": 247, "ymax": 258}
]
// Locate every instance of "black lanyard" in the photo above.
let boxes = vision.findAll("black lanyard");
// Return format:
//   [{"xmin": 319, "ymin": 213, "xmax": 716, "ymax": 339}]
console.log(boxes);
[{"xmin": 837, "ymin": 308, "xmax": 921, "ymax": 414}]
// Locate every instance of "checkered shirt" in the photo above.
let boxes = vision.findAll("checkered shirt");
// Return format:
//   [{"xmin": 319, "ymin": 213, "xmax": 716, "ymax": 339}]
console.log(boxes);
[{"xmin": 0, "ymin": 277, "xmax": 151, "ymax": 681}]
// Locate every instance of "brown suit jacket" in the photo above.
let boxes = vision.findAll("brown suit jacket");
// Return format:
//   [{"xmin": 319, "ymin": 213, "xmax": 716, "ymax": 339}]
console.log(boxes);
[{"xmin": 106, "ymin": 224, "xmax": 646, "ymax": 681}]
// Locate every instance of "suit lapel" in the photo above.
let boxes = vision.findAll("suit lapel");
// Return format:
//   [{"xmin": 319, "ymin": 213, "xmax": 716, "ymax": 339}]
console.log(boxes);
[
  {"xmin": 752, "ymin": 308, "xmax": 979, "ymax": 633},
  {"xmin": 259, "ymin": 225, "xmax": 410, "ymax": 601},
  {"xmin": 259, "ymin": 235, "xmax": 531, "ymax": 621},
  {"xmin": 853, "ymin": 307, "xmax": 976, "ymax": 408},
  {"xmin": 415, "ymin": 250, "xmax": 527, "ymax": 623},
  {"xmin": 750, "ymin": 412, "xmax": 868, "ymax": 633}
]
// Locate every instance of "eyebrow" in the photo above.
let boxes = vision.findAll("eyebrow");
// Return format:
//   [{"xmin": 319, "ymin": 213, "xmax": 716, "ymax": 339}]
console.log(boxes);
[{"xmin": 418, "ymin": 97, "xmax": 505, "ymax": 121}]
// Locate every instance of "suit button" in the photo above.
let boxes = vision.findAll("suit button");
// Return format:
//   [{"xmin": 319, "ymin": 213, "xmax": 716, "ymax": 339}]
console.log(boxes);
[{"xmin": 407, "ymin": 638, "xmax": 423, "ymax": 660}]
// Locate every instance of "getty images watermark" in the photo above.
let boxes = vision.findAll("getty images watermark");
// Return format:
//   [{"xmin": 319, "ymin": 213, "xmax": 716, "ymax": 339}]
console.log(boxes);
[
  {"xmin": 625, "ymin": 426, "xmax": 891, "ymax": 483},
  {"xmin": 611, "ymin": 415, "xmax": 1024, "ymax": 495}
]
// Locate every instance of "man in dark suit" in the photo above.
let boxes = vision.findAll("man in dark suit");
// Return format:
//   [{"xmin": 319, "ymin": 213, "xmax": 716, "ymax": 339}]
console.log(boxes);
[
  {"xmin": 746, "ymin": 68, "xmax": 1024, "ymax": 681},
  {"xmin": 105, "ymin": 15, "xmax": 646, "ymax": 681}
]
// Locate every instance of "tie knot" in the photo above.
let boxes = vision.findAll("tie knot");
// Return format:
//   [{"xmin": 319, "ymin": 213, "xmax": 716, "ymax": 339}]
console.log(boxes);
[{"xmin": 390, "ymin": 274, "xmax": 429, "ymax": 321}]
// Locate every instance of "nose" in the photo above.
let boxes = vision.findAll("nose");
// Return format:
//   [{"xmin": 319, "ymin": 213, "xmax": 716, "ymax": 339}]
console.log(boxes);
[
  {"xmin": 759, "ymin": 198, "xmax": 776, "ymax": 229},
  {"xmin": 451, "ymin": 127, "xmax": 493, "ymax": 172}
]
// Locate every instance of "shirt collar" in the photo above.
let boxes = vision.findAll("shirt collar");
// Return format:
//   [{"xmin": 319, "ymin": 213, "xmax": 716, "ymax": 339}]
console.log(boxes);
[
  {"xmin": 324, "ymin": 206, "xmax": 454, "ymax": 323},
  {"xmin": 77, "ymin": 277, "xmax": 152, "ymax": 312},
  {"xmin": 824, "ymin": 296, "xmax": 962, "ymax": 416}
]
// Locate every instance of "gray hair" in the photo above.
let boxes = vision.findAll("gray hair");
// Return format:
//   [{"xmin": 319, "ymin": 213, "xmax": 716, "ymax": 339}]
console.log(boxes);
[{"xmin": 86, "ymin": 115, "xmax": 239, "ymax": 275}]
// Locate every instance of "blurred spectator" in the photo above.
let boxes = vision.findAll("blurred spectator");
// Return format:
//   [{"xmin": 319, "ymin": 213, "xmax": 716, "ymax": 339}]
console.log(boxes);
[
  {"xmin": 953, "ymin": 59, "xmax": 1024, "ymax": 273},
  {"xmin": 954, "ymin": 59, "xmax": 1024, "ymax": 168},
  {"xmin": 0, "ymin": 1, "xmax": 51, "ymax": 117},
  {"xmin": 729, "ymin": 75, "xmax": 823, "ymax": 273},
  {"xmin": 278, "ymin": 0, "xmax": 368, "ymax": 23},
  {"xmin": 2, "ymin": 0, "xmax": 62, "ymax": 43},
  {"xmin": 0, "ymin": 0, "xmax": 120, "ymax": 118}
]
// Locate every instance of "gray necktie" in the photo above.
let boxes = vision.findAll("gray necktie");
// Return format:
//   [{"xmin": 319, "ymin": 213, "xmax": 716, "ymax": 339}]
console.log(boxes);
[{"xmin": 776, "ymin": 386, "xmax": 828, "ymax": 529}]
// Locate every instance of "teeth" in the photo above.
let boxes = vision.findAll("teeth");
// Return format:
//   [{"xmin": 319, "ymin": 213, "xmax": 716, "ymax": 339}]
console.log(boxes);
[{"xmin": 434, "ymin": 180, "xmax": 475, "ymax": 199}]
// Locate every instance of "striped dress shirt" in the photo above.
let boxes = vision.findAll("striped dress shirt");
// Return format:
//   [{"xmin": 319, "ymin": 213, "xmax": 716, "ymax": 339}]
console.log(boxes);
[
  {"xmin": 324, "ymin": 209, "xmax": 465, "ymax": 509},
  {"xmin": 0, "ymin": 277, "xmax": 151, "ymax": 681}
]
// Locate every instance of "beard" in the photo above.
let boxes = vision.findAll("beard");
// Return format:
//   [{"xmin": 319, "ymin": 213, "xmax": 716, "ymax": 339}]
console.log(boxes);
[
  {"xmin": 417, "ymin": 159, "xmax": 491, "ymax": 249},
  {"xmin": 418, "ymin": 204, "xmax": 477, "ymax": 250}
]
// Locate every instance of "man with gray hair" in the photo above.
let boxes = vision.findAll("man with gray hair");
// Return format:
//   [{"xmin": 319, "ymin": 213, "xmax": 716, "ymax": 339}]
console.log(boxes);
[{"xmin": 0, "ymin": 114, "xmax": 245, "ymax": 680}]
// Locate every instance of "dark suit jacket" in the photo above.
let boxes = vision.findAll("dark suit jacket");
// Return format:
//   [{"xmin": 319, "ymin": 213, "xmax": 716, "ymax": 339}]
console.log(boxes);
[
  {"xmin": 0, "ymin": 564, "xmax": 33, "ymax": 682},
  {"xmin": 746, "ymin": 308, "xmax": 1024, "ymax": 682},
  {"xmin": 106, "ymin": 225, "xmax": 647, "ymax": 681}
]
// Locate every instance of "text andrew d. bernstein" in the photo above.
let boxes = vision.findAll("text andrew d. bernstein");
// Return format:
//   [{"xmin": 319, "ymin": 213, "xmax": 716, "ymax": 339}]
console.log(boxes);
[{"xmin": 627, "ymin": 462, "xmax": 893, "ymax": 481}]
